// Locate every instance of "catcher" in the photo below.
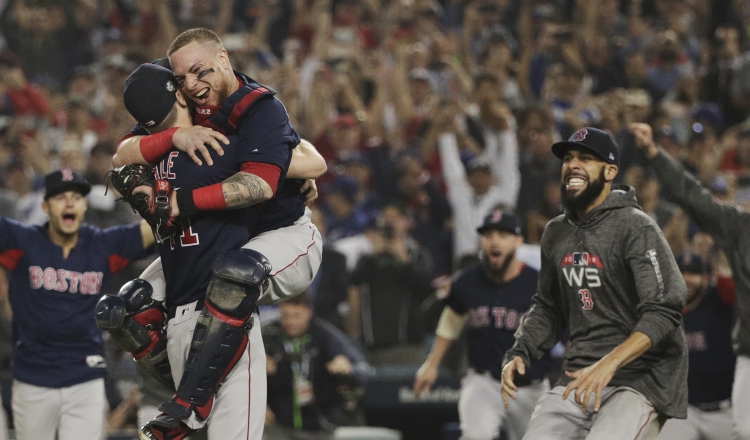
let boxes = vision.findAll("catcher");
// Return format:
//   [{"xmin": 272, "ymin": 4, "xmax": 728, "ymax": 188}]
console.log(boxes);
[{"xmin": 97, "ymin": 59, "xmax": 324, "ymax": 440}]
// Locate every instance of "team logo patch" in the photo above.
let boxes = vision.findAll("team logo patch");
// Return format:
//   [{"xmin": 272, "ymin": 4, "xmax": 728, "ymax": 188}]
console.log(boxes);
[
  {"xmin": 490, "ymin": 210, "xmax": 502, "ymax": 222},
  {"xmin": 572, "ymin": 128, "xmax": 588, "ymax": 142},
  {"xmin": 609, "ymin": 152, "xmax": 615, "ymax": 161},
  {"xmin": 145, "ymin": 120, "xmax": 155, "ymax": 127},
  {"xmin": 61, "ymin": 168, "xmax": 74, "ymax": 181},
  {"xmin": 560, "ymin": 252, "xmax": 604, "ymax": 269},
  {"xmin": 166, "ymin": 81, "xmax": 175, "ymax": 92}
]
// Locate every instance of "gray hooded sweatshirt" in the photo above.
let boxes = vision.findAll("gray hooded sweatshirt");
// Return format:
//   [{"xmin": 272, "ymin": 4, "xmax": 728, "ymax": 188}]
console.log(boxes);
[{"xmin": 504, "ymin": 185, "xmax": 688, "ymax": 418}]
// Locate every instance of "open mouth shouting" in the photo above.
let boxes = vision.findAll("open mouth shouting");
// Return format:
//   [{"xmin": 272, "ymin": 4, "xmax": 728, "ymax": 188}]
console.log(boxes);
[
  {"xmin": 61, "ymin": 213, "xmax": 77, "ymax": 226},
  {"xmin": 487, "ymin": 249, "xmax": 504, "ymax": 266},
  {"xmin": 193, "ymin": 87, "xmax": 210, "ymax": 104}
]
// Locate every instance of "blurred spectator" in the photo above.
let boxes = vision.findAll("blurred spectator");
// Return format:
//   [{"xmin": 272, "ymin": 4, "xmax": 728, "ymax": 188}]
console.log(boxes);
[
  {"xmin": 392, "ymin": 155, "xmax": 452, "ymax": 275},
  {"xmin": 515, "ymin": 108, "xmax": 560, "ymax": 239},
  {"xmin": 84, "ymin": 143, "xmax": 140, "ymax": 228},
  {"xmin": 477, "ymin": 37, "xmax": 525, "ymax": 110},
  {"xmin": 647, "ymin": 30, "xmax": 693, "ymax": 103},
  {"xmin": 0, "ymin": 51, "xmax": 49, "ymax": 118},
  {"xmin": 584, "ymin": 34, "xmax": 625, "ymax": 95},
  {"xmin": 654, "ymin": 125, "xmax": 683, "ymax": 159},
  {"xmin": 321, "ymin": 174, "xmax": 370, "ymax": 242},
  {"xmin": 437, "ymin": 105, "xmax": 519, "ymax": 263},
  {"xmin": 263, "ymin": 291, "xmax": 370, "ymax": 440},
  {"xmin": 316, "ymin": 114, "xmax": 365, "ymax": 185},
  {"xmin": 5, "ymin": 159, "xmax": 45, "ymax": 225},
  {"xmin": 720, "ymin": 129, "xmax": 750, "ymax": 176},
  {"xmin": 338, "ymin": 152, "xmax": 380, "ymax": 220},
  {"xmin": 0, "ymin": 0, "xmax": 94, "ymax": 88},
  {"xmin": 64, "ymin": 97, "xmax": 98, "ymax": 155},
  {"xmin": 624, "ymin": 51, "xmax": 654, "ymax": 97},
  {"xmin": 546, "ymin": 62, "xmax": 598, "ymax": 139},
  {"xmin": 346, "ymin": 203, "xmax": 434, "ymax": 364},
  {"xmin": 309, "ymin": 207, "xmax": 351, "ymax": 332},
  {"xmin": 625, "ymin": 165, "xmax": 676, "ymax": 229},
  {"xmin": 702, "ymin": 26, "xmax": 750, "ymax": 127}
]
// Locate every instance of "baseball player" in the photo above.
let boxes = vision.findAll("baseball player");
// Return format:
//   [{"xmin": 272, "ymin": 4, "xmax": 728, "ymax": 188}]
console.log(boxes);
[
  {"xmin": 658, "ymin": 252, "xmax": 734, "ymax": 440},
  {"xmin": 0, "ymin": 169, "xmax": 154, "ymax": 440},
  {"xmin": 106, "ymin": 48, "xmax": 322, "ymax": 440},
  {"xmin": 413, "ymin": 209, "xmax": 549, "ymax": 440},
  {"xmin": 630, "ymin": 122, "xmax": 750, "ymax": 439},
  {"xmin": 501, "ymin": 127, "xmax": 688, "ymax": 440}
]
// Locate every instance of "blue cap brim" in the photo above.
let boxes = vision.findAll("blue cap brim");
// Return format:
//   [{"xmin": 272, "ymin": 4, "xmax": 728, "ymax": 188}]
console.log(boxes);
[{"xmin": 45, "ymin": 182, "xmax": 91, "ymax": 200}]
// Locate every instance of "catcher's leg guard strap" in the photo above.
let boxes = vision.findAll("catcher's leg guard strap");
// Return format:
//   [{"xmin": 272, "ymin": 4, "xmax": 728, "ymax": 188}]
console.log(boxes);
[
  {"xmin": 95, "ymin": 279, "xmax": 173, "ymax": 390},
  {"xmin": 163, "ymin": 250, "xmax": 271, "ymax": 419}
]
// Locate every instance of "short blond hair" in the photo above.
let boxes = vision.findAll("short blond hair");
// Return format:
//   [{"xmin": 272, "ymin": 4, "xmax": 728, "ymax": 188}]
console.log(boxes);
[{"xmin": 167, "ymin": 28, "xmax": 223, "ymax": 56}]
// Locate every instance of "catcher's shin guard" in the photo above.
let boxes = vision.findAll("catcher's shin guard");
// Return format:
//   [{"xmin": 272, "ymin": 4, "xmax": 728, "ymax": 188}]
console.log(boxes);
[
  {"xmin": 159, "ymin": 249, "xmax": 271, "ymax": 420},
  {"xmin": 95, "ymin": 279, "xmax": 173, "ymax": 390}
]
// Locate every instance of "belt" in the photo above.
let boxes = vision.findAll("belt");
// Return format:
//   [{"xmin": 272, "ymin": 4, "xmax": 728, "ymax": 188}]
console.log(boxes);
[
  {"xmin": 693, "ymin": 399, "xmax": 731, "ymax": 412},
  {"xmin": 166, "ymin": 299, "xmax": 260, "ymax": 321},
  {"xmin": 167, "ymin": 299, "xmax": 204, "ymax": 319}
]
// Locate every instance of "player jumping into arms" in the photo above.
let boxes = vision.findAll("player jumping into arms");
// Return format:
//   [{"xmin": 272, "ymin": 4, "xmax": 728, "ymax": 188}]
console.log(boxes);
[
  {"xmin": 100, "ymin": 30, "xmax": 325, "ymax": 440},
  {"xmin": 501, "ymin": 128, "xmax": 688, "ymax": 439}
]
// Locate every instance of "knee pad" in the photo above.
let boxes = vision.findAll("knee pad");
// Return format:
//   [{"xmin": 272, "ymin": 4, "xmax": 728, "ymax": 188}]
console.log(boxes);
[
  {"xmin": 165, "ymin": 250, "xmax": 271, "ymax": 416},
  {"xmin": 205, "ymin": 248, "xmax": 272, "ymax": 322},
  {"xmin": 95, "ymin": 279, "xmax": 173, "ymax": 390}
]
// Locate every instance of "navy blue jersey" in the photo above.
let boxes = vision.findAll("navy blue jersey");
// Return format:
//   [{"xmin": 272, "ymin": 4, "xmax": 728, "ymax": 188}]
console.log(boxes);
[
  {"xmin": 0, "ymin": 219, "xmax": 148, "ymax": 388},
  {"xmin": 683, "ymin": 287, "xmax": 735, "ymax": 404},
  {"xmin": 129, "ymin": 127, "xmax": 259, "ymax": 308},
  {"xmin": 444, "ymin": 264, "xmax": 549, "ymax": 382},
  {"xmin": 196, "ymin": 73, "xmax": 303, "ymax": 234}
]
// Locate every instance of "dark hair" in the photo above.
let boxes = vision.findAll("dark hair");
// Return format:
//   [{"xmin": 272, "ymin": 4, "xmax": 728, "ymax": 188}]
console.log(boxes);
[{"xmin": 167, "ymin": 28, "xmax": 224, "ymax": 56}]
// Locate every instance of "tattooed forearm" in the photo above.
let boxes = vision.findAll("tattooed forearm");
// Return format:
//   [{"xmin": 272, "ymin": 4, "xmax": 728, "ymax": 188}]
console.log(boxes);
[{"xmin": 222, "ymin": 172, "xmax": 273, "ymax": 208}]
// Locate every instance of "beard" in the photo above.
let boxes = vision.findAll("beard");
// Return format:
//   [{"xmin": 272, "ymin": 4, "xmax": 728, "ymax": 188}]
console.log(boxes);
[
  {"xmin": 480, "ymin": 250, "xmax": 515, "ymax": 281},
  {"xmin": 560, "ymin": 167, "xmax": 607, "ymax": 215}
]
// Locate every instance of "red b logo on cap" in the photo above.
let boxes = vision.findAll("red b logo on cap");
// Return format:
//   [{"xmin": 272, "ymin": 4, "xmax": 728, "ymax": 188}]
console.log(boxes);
[
  {"xmin": 491, "ymin": 210, "xmax": 503, "ymax": 222},
  {"xmin": 572, "ymin": 129, "xmax": 588, "ymax": 142},
  {"xmin": 61, "ymin": 168, "xmax": 74, "ymax": 182}
]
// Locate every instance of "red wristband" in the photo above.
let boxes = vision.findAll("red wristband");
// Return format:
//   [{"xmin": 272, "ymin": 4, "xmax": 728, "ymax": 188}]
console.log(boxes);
[
  {"xmin": 193, "ymin": 183, "xmax": 227, "ymax": 210},
  {"xmin": 240, "ymin": 162, "xmax": 282, "ymax": 195},
  {"xmin": 140, "ymin": 127, "xmax": 178, "ymax": 164}
]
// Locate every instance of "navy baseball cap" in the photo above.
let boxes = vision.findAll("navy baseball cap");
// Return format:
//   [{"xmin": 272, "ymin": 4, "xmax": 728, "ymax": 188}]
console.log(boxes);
[
  {"xmin": 476, "ymin": 209, "xmax": 522, "ymax": 235},
  {"xmin": 151, "ymin": 57, "xmax": 172, "ymax": 70},
  {"xmin": 123, "ymin": 63, "xmax": 178, "ymax": 128},
  {"xmin": 551, "ymin": 127, "xmax": 620, "ymax": 166},
  {"xmin": 44, "ymin": 168, "xmax": 91, "ymax": 199},
  {"xmin": 675, "ymin": 251, "xmax": 708, "ymax": 274},
  {"xmin": 323, "ymin": 175, "xmax": 359, "ymax": 203}
]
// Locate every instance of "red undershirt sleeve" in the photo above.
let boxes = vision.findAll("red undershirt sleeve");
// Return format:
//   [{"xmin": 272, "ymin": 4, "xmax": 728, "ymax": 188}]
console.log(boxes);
[{"xmin": 240, "ymin": 161, "xmax": 282, "ymax": 195}]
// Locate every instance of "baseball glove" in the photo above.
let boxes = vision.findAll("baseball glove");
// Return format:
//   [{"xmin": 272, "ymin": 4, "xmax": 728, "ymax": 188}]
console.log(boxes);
[{"xmin": 107, "ymin": 164, "xmax": 179, "ymax": 243}]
